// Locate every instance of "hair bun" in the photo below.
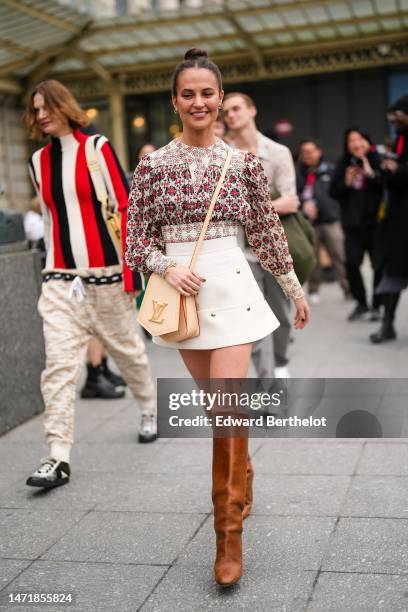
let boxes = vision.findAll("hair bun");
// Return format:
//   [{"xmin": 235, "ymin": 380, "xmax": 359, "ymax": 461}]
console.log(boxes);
[{"xmin": 184, "ymin": 48, "xmax": 208, "ymax": 61}]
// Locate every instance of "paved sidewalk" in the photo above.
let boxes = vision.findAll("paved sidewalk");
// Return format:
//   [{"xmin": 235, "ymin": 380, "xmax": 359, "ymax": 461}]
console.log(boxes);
[{"xmin": 0, "ymin": 278, "xmax": 408, "ymax": 611}]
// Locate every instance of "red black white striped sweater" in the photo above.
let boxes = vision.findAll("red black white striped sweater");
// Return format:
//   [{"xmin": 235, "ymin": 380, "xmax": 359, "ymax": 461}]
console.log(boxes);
[{"xmin": 29, "ymin": 128, "xmax": 141, "ymax": 291}]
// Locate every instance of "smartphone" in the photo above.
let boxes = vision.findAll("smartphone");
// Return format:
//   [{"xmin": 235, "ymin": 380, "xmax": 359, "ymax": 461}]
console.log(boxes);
[{"xmin": 350, "ymin": 156, "xmax": 363, "ymax": 168}]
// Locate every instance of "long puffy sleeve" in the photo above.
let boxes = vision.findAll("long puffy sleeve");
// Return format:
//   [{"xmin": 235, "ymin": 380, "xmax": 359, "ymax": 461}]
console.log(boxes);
[
  {"xmin": 273, "ymin": 145, "xmax": 297, "ymax": 197},
  {"xmin": 244, "ymin": 153, "xmax": 304, "ymax": 300},
  {"xmin": 95, "ymin": 136, "xmax": 142, "ymax": 291},
  {"xmin": 125, "ymin": 156, "xmax": 176, "ymax": 277}
]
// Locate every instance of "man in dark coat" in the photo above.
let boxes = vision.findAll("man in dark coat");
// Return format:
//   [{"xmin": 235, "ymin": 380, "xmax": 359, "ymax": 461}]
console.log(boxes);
[
  {"xmin": 297, "ymin": 139, "xmax": 349, "ymax": 303},
  {"xmin": 370, "ymin": 95, "xmax": 408, "ymax": 343}
]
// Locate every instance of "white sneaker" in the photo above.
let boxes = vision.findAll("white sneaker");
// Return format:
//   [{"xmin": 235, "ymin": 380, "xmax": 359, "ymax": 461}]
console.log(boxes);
[
  {"xmin": 26, "ymin": 457, "xmax": 70, "ymax": 488},
  {"xmin": 274, "ymin": 366, "xmax": 291, "ymax": 378},
  {"xmin": 309, "ymin": 293, "xmax": 320, "ymax": 305},
  {"xmin": 139, "ymin": 413, "xmax": 157, "ymax": 443}
]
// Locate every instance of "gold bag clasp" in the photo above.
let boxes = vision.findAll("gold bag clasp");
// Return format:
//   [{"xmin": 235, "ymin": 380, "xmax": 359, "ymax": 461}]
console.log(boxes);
[{"xmin": 149, "ymin": 300, "xmax": 168, "ymax": 324}]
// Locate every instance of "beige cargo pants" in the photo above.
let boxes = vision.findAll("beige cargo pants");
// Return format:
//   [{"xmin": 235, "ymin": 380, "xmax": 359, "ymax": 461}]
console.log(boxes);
[{"xmin": 38, "ymin": 279, "xmax": 155, "ymax": 462}]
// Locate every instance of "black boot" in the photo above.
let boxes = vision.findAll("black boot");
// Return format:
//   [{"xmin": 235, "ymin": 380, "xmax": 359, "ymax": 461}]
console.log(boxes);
[
  {"xmin": 101, "ymin": 357, "xmax": 126, "ymax": 388},
  {"xmin": 348, "ymin": 303, "xmax": 368, "ymax": 321},
  {"xmin": 370, "ymin": 292, "xmax": 399, "ymax": 344},
  {"xmin": 80, "ymin": 363, "xmax": 125, "ymax": 399},
  {"xmin": 369, "ymin": 307, "xmax": 382, "ymax": 322},
  {"xmin": 370, "ymin": 320, "xmax": 397, "ymax": 344}
]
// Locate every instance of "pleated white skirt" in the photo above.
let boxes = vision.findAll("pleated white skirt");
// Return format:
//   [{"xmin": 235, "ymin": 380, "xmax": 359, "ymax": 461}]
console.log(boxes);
[{"xmin": 153, "ymin": 235, "xmax": 279, "ymax": 350}]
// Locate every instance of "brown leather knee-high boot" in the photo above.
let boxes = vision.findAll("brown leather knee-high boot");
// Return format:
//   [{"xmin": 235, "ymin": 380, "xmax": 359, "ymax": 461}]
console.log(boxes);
[
  {"xmin": 243, "ymin": 455, "xmax": 254, "ymax": 520},
  {"xmin": 212, "ymin": 435, "xmax": 248, "ymax": 586}
]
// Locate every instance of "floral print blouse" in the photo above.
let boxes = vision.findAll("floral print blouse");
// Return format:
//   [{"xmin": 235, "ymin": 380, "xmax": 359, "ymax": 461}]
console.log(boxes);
[{"xmin": 125, "ymin": 137, "xmax": 304, "ymax": 300}]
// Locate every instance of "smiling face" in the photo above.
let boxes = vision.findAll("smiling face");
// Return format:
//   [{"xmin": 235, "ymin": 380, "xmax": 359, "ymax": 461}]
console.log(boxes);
[
  {"xmin": 33, "ymin": 92, "xmax": 70, "ymax": 137},
  {"xmin": 172, "ymin": 67, "xmax": 223, "ymax": 135},
  {"xmin": 223, "ymin": 95, "xmax": 256, "ymax": 132},
  {"xmin": 347, "ymin": 131, "xmax": 370, "ymax": 158}
]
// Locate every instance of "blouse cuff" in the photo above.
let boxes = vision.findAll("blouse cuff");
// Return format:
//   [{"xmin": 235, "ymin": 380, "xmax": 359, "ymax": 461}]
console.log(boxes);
[
  {"xmin": 146, "ymin": 250, "xmax": 177, "ymax": 277},
  {"xmin": 275, "ymin": 269, "xmax": 305, "ymax": 300}
]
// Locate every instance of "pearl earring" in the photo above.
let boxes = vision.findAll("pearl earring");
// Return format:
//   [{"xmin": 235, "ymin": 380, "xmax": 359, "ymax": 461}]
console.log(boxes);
[{"xmin": 174, "ymin": 108, "xmax": 178, "ymax": 114}]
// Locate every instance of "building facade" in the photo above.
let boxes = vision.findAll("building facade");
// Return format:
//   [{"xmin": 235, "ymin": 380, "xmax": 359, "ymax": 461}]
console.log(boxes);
[
  {"xmin": 77, "ymin": 65, "xmax": 408, "ymax": 175},
  {"xmin": 0, "ymin": 0, "xmax": 407, "ymax": 210}
]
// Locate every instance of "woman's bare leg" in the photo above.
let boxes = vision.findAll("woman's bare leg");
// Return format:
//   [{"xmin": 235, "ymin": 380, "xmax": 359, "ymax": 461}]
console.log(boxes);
[
  {"xmin": 179, "ymin": 349, "xmax": 211, "ymax": 379},
  {"xmin": 210, "ymin": 343, "xmax": 252, "ymax": 379},
  {"xmin": 180, "ymin": 343, "xmax": 252, "ymax": 380}
]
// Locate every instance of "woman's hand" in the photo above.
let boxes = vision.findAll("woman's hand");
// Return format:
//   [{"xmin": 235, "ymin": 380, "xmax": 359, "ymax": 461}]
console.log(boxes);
[
  {"xmin": 293, "ymin": 296, "xmax": 310, "ymax": 330},
  {"xmin": 164, "ymin": 264, "xmax": 204, "ymax": 296},
  {"xmin": 361, "ymin": 155, "xmax": 374, "ymax": 178}
]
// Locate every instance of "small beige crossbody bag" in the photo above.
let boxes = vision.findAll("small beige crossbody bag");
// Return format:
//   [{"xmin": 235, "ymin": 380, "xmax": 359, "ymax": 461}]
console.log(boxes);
[{"xmin": 137, "ymin": 147, "xmax": 233, "ymax": 343}]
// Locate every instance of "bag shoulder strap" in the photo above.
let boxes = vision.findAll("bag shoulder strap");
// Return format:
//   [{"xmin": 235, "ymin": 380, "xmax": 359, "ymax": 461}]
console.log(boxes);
[
  {"xmin": 85, "ymin": 135, "xmax": 109, "ymax": 214},
  {"xmin": 189, "ymin": 146, "xmax": 233, "ymax": 270}
]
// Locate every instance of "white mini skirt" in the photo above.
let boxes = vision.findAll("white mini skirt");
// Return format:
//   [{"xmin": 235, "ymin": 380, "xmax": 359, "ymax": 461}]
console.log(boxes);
[{"xmin": 153, "ymin": 229, "xmax": 280, "ymax": 350}]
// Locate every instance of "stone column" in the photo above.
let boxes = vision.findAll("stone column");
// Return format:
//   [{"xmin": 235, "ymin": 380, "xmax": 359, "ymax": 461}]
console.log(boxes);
[
  {"xmin": 109, "ymin": 90, "xmax": 128, "ymax": 172},
  {"xmin": 157, "ymin": 0, "xmax": 179, "ymax": 9},
  {"xmin": 0, "ymin": 94, "xmax": 31, "ymax": 212},
  {"xmin": 128, "ymin": 0, "xmax": 151, "ymax": 11}
]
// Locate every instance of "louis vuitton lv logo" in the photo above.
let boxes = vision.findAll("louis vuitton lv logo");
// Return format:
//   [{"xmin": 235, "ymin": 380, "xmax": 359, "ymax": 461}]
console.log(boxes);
[{"xmin": 149, "ymin": 300, "xmax": 168, "ymax": 324}]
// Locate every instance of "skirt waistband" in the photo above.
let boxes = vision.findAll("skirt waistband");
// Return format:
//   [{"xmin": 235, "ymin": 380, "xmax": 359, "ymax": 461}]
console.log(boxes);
[
  {"xmin": 165, "ymin": 235, "xmax": 238, "ymax": 257},
  {"xmin": 161, "ymin": 221, "xmax": 240, "ymax": 245}
]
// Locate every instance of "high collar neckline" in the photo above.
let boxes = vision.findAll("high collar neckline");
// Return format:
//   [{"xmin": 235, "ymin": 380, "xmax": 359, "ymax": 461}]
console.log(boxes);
[
  {"xmin": 176, "ymin": 138, "xmax": 220, "ymax": 151},
  {"xmin": 51, "ymin": 128, "xmax": 83, "ymax": 145}
]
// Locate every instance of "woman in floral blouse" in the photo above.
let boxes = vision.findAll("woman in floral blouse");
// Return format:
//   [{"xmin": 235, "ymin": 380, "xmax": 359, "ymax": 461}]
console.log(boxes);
[{"xmin": 126, "ymin": 48, "xmax": 309, "ymax": 587}]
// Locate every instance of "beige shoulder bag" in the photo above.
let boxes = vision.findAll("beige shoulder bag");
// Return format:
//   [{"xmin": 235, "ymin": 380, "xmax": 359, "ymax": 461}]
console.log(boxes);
[
  {"xmin": 137, "ymin": 146, "xmax": 233, "ymax": 343},
  {"xmin": 85, "ymin": 135, "xmax": 123, "ymax": 255}
]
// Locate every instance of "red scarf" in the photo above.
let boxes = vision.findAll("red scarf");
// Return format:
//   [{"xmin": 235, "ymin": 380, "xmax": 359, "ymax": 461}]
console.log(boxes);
[
  {"xmin": 396, "ymin": 134, "xmax": 405, "ymax": 157},
  {"xmin": 306, "ymin": 172, "xmax": 316, "ymax": 189}
]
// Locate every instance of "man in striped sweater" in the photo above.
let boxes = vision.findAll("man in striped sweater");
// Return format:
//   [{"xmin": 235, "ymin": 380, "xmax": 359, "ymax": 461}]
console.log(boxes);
[{"xmin": 24, "ymin": 80, "xmax": 156, "ymax": 489}]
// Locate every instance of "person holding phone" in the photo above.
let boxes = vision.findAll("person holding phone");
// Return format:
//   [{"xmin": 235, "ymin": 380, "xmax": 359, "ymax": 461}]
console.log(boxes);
[{"xmin": 331, "ymin": 128, "xmax": 384, "ymax": 321}]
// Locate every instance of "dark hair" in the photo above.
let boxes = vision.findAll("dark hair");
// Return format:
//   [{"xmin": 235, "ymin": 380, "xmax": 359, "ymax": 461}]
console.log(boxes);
[
  {"xmin": 299, "ymin": 138, "xmax": 322, "ymax": 151},
  {"xmin": 171, "ymin": 48, "xmax": 223, "ymax": 97},
  {"xmin": 343, "ymin": 126, "xmax": 373, "ymax": 155},
  {"xmin": 388, "ymin": 94, "xmax": 408, "ymax": 114}
]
